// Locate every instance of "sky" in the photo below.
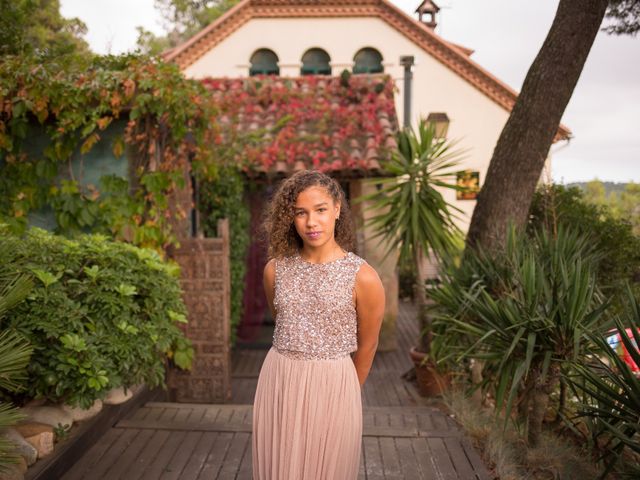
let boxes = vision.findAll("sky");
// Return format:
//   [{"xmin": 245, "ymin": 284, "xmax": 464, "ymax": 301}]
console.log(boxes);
[{"xmin": 59, "ymin": 0, "xmax": 640, "ymax": 184}]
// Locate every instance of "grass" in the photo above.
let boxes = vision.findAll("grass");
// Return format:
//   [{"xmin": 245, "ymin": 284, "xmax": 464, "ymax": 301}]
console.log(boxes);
[{"xmin": 443, "ymin": 388, "xmax": 602, "ymax": 480}]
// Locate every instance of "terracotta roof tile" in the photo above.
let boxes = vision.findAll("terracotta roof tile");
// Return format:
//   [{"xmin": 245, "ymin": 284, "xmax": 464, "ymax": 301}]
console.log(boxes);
[
  {"xmin": 202, "ymin": 74, "xmax": 398, "ymax": 178},
  {"xmin": 165, "ymin": 0, "xmax": 571, "ymax": 142}
]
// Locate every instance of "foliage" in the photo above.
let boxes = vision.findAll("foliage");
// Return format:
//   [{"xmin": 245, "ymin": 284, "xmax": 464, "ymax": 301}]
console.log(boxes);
[
  {"xmin": 198, "ymin": 166, "xmax": 250, "ymax": 346},
  {"xmin": 604, "ymin": 0, "xmax": 640, "ymax": 35},
  {"xmin": 430, "ymin": 225, "xmax": 610, "ymax": 446},
  {"xmin": 202, "ymin": 74, "xmax": 397, "ymax": 173},
  {"xmin": 529, "ymin": 184, "xmax": 640, "ymax": 315},
  {"xmin": 0, "ymin": 261, "xmax": 33, "ymax": 472},
  {"xmin": 0, "ymin": 53, "xmax": 220, "ymax": 249},
  {"xmin": 574, "ymin": 180, "xmax": 640, "ymax": 236},
  {"xmin": 137, "ymin": 0, "xmax": 241, "ymax": 55},
  {"xmin": 0, "ymin": 227, "xmax": 193, "ymax": 408},
  {"xmin": 355, "ymin": 119, "xmax": 464, "ymax": 353},
  {"xmin": 0, "ymin": 0, "xmax": 91, "ymax": 61},
  {"xmin": 570, "ymin": 283, "xmax": 640, "ymax": 478}
]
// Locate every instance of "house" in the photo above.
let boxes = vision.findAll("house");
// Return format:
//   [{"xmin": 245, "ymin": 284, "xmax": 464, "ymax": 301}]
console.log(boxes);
[{"xmin": 165, "ymin": 0, "xmax": 570, "ymax": 349}]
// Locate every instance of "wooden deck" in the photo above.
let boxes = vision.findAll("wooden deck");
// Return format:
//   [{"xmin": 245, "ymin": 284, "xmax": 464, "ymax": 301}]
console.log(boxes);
[{"xmin": 62, "ymin": 302, "xmax": 490, "ymax": 480}]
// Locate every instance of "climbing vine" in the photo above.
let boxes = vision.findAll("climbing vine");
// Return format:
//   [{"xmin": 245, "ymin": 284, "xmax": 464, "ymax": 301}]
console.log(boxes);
[
  {"xmin": 202, "ymin": 71, "xmax": 397, "ymax": 172},
  {"xmin": 0, "ymin": 54, "xmax": 220, "ymax": 249}
]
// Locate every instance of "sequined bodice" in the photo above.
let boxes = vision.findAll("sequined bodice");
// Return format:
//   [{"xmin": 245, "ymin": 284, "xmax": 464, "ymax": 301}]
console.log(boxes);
[{"xmin": 272, "ymin": 251, "xmax": 366, "ymax": 360}]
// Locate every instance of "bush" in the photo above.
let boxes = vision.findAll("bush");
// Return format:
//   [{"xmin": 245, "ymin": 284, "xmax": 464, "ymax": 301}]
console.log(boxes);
[
  {"xmin": 431, "ymin": 225, "xmax": 610, "ymax": 446},
  {"xmin": 529, "ymin": 184, "xmax": 640, "ymax": 315},
  {"xmin": 0, "ymin": 227, "xmax": 193, "ymax": 408},
  {"xmin": 570, "ymin": 284, "xmax": 640, "ymax": 478}
]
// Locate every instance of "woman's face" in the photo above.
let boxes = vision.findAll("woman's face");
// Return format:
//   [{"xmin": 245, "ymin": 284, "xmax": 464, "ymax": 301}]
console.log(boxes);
[{"xmin": 293, "ymin": 186, "xmax": 340, "ymax": 248}]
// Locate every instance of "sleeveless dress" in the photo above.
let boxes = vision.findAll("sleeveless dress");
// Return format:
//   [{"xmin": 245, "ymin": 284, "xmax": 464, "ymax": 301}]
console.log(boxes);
[{"xmin": 252, "ymin": 251, "xmax": 366, "ymax": 480}]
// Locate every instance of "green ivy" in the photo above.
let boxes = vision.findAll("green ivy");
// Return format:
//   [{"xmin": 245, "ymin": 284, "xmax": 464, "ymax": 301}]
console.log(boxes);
[
  {"xmin": 0, "ymin": 53, "xmax": 221, "ymax": 249},
  {"xmin": 0, "ymin": 227, "xmax": 193, "ymax": 408},
  {"xmin": 198, "ymin": 166, "xmax": 250, "ymax": 346}
]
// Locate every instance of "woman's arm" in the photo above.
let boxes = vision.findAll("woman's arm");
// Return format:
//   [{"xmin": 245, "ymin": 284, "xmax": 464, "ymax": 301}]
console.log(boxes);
[
  {"xmin": 263, "ymin": 258, "xmax": 277, "ymax": 319},
  {"xmin": 352, "ymin": 263, "xmax": 385, "ymax": 386}
]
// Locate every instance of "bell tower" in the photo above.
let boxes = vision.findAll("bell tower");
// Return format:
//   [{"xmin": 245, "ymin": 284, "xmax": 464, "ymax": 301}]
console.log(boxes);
[{"xmin": 415, "ymin": 0, "xmax": 440, "ymax": 29}]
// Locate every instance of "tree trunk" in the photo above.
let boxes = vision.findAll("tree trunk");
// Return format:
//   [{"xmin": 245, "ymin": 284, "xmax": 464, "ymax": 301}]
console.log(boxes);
[
  {"xmin": 414, "ymin": 246, "xmax": 431, "ymax": 353},
  {"xmin": 465, "ymin": 0, "xmax": 609, "ymax": 253},
  {"xmin": 527, "ymin": 365, "xmax": 560, "ymax": 447}
]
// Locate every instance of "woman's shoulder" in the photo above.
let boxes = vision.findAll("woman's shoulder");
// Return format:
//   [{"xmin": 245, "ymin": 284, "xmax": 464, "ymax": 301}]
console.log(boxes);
[{"xmin": 349, "ymin": 253, "xmax": 380, "ymax": 283}]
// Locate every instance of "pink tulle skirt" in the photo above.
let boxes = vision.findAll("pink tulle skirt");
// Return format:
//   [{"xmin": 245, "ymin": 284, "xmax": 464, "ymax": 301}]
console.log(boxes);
[{"xmin": 252, "ymin": 347, "xmax": 362, "ymax": 479}]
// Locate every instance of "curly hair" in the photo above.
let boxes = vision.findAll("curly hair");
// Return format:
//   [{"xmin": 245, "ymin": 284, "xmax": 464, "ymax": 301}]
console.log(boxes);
[{"xmin": 263, "ymin": 170, "xmax": 356, "ymax": 259}]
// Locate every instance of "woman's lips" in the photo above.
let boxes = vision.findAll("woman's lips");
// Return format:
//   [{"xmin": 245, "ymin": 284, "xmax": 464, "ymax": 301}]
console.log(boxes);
[{"xmin": 306, "ymin": 231, "xmax": 321, "ymax": 239}]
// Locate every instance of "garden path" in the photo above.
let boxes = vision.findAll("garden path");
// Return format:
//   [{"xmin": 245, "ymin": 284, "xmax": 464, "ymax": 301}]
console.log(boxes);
[{"xmin": 61, "ymin": 302, "xmax": 490, "ymax": 480}]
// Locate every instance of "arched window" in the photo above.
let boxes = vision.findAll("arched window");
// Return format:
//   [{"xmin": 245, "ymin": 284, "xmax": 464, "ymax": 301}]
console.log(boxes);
[
  {"xmin": 353, "ymin": 48, "xmax": 384, "ymax": 74},
  {"xmin": 301, "ymin": 48, "xmax": 331, "ymax": 75},
  {"xmin": 249, "ymin": 49, "xmax": 279, "ymax": 76}
]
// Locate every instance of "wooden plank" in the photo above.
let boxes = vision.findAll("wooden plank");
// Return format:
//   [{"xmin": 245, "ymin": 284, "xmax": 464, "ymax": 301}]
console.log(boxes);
[
  {"xmin": 411, "ymin": 437, "xmax": 439, "ymax": 480},
  {"xmin": 178, "ymin": 432, "xmax": 218, "ymax": 480},
  {"xmin": 61, "ymin": 428, "xmax": 124, "ymax": 480},
  {"xmin": 103, "ymin": 428, "xmax": 154, "ymax": 480},
  {"xmin": 127, "ymin": 430, "xmax": 172, "ymax": 480},
  {"xmin": 117, "ymin": 419, "xmax": 253, "ymax": 433},
  {"xmin": 428, "ymin": 437, "xmax": 458, "ymax": 480},
  {"xmin": 89, "ymin": 428, "xmax": 139, "ymax": 479},
  {"xmin": 158, "ymin": 431, "xmax": 203, "ymax": 480},
  {"xmin": 197, "ymin": 432, "xmax": 233, "ymax": 479},
  {"xmin": 137, "ymin": 430, "xmax": 187, "ymax": 479},
  {"xmin": 235, "ymin": 434, "xmax": 253, "ymax": 480},
  {"xmin": 363, "ymin": 436, "xmax": 384, "ymax": 480},
  {"xmin": 394, "ymin": 437, "xmax": 422, "ymax": 480},
  {"xmin": 379, "ymin": 437, "xmax": 403, "ymax": 479},
  {"xmin": 444, "ymin": 437, "xmax": 478, "ymax": 480},
  {"xmin": 460, "ymin": 438, "xmax": 491, "ymax": 480},
  {"xmin": 172, "ymin": 406, "xmax": 194, "ymax": 423},
  {"xmin": 373, "ymin": 410, "xmax": 389, "ymax": 428},
  {"xmin": 215, "ymin": 432, "xmax": 250, "ymax": 480},
  {"xmin": 358, "ymin": 448, "xmax": 366, "ymax": 480}
]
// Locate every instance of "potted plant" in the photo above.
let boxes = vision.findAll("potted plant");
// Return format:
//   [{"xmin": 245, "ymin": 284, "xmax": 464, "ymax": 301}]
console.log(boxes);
[{"xmin": 355, "ymin": 119, "xmax": 465, "ymax": 395}]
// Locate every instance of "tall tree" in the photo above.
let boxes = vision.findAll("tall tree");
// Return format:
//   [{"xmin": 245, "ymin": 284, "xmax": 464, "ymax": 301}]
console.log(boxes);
[
  {"xmin": 137, "ymin": 0, "xmax": 241, "ymax": 55},
  {"xmin": 0, "ymin": 0, "xmax": 91, "ymax": 59},
  {"xmin": 465, "ymin": 0, "xmax": 638, "ymax": 252}
]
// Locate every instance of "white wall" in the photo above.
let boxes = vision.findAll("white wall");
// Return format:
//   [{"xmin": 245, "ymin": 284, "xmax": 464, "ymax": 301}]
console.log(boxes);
[{"xmin": 185, "ymin": 16, "xmax": 516, "ymax": 232}]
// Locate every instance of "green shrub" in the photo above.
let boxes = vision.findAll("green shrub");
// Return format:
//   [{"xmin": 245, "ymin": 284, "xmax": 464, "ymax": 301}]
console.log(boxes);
[
  {"xmin": 529, "ymin": 184, "xmax": 640, "ymax": 315},
  {"xmin": 0, "ymin": 260, "xmax": 33, "ymax": 473},
  {"xmin": 0, "ymin": 227, "xmax": 193, "ymax": 408},
  {"xmin": 198, "ymin": 166, "xmax": 250, "ymax": 346},
  {"xmin": 431, "ymin": 225, "xmax": 610, "ymax": 446},
  {"xmin": 570, "ymin": 284, "xmax": 640, "ymax": 478}
]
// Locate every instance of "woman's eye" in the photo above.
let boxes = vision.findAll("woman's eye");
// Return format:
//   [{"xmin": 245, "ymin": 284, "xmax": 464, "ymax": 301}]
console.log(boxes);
[{"xmin": 318, "ymin": 208, "xmax": 326, "ymax": 212}]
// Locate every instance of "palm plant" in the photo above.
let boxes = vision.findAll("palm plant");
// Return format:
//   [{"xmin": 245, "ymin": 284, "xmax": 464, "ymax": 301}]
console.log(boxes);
[
  {"xmin": 355, "ymin": 119, "xmax": 465, "ymax": 353},
  {"xmin": 0, "ymin": 238, "xmax": 34, "ymax": 472},
  {"xmin": 570, "ymin": 283, "xmax": 640, "ymax": 479},
  {"xmin": 429, "ymin": 225, "xmax": 610, "ymax": 446}
]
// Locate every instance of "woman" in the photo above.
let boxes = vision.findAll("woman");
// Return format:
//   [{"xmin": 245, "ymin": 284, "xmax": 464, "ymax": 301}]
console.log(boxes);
[{"xmin": 252, "ymin": 169, "xmax": 385, "ymax": 479}]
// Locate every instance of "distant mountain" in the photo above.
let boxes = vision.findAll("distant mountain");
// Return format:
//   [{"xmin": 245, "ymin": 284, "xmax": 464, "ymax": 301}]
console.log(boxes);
[{"xmin": 567, "ymin": 181, "xmax": 629, "ymax": 197}]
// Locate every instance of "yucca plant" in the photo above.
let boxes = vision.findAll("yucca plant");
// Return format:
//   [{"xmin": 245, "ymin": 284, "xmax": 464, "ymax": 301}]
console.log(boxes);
[
  {"xmin": 0, "ymin": 265, "xmax": 34, "ymax": 472},
  {"xmin": 570, "ymin": 283, "xmax": 640, "ymax": 479},
  {"xmin": 430, "ymin": 225, "xmax": 610, "ymax": 446},
  {"xmin": 354, "ymin": 119, "xmax": 465, "ymax": 353}
]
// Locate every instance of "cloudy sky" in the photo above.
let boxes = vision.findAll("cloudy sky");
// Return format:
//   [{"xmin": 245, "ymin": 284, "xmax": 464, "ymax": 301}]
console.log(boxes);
[{"xmin": 60, "ymin": 0, "xmax": 640, "ymax": 184}]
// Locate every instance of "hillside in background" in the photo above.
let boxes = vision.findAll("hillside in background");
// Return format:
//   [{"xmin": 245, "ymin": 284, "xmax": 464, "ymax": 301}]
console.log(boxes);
[{"xmin": 567, "ymin": 181, "xmax": 629, "ymax": 197}]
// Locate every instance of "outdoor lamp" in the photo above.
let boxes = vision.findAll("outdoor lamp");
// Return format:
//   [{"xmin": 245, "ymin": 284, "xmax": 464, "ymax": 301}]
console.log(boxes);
[{"xmin": 426, "ymin": 112, "xmax": 450, "ymax": 138}]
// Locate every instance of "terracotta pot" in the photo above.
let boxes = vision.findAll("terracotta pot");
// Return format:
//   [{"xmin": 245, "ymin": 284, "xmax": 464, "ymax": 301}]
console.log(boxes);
[{"xmin": 409, "ymin": 346, "xmax": 450, "ymax": 397}]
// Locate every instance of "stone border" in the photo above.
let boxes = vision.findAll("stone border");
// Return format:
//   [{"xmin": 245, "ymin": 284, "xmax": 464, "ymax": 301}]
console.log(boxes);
[{"xmin": 24, "ymin": 386, "xmax": 161, "ymax": 480}]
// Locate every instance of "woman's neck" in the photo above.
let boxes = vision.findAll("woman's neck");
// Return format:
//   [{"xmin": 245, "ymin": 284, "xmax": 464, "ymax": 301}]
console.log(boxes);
[{"xmin": 299, "ymin": 242, "xmax": 345, "ymax": 264}]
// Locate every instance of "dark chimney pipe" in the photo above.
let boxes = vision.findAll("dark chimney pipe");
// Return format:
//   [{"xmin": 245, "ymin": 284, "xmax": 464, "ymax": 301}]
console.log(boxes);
[{"xmin": 399, "ymin": 55, "xmax": 415, "ymax": 129}]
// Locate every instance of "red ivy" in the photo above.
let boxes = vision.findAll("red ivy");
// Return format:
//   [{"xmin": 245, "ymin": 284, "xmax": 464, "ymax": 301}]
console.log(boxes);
[{"xmin": 201, "ymin": 74, "xmax": 398, "ymax": 174}]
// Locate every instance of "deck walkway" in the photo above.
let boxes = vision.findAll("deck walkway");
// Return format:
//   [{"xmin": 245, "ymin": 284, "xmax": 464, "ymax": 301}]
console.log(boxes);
[{"xmin": 62, "ymin": 302, "xmax": 490, "ymax": 480}]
